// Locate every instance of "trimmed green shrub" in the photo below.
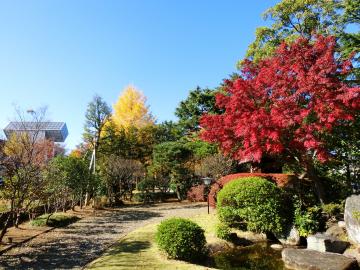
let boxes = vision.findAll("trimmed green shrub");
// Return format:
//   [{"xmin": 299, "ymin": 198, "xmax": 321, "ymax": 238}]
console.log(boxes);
[
  {"xmin": 31, "ymin": 214, "xmax": 80, "ymax": 227},
  {"xmin": 215, "ymin": 223, "xmax": 232, "ymax": 241},
  {"xmin": 294, "ymin": 206, "xmax": 323, "ymax": 237},
  {"xmin": 156, "ymin": 218, "xmax": 206, "ymax": 261},
  {"xmin": 217, "ymin": 177, "xmax": 292, "ymax": 234},
  {"xmin": 322, "ymin": 202, "xmax": 345, "ymax": 220}
]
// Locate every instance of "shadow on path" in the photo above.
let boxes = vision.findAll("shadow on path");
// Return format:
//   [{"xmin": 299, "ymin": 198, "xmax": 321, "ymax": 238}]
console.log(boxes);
[{"xmin": 0, "ymin": 203, "xmax": 206, "ymax": 270}]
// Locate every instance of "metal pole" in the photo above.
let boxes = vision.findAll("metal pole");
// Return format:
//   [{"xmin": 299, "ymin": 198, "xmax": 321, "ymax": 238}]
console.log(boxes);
[
  {"xmin": 207, "ymin": 194, "xmax": 210, "ymax": 214},
  {"xmin": 89, "ymin": 150, "xmax": 94, "ymax": 170}
]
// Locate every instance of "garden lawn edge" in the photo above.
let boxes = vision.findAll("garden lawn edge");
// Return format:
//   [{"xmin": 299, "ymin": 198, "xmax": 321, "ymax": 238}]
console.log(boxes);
[{"xmin": 86, "ymin": 214, "xmax": 218, "ymax": 270}]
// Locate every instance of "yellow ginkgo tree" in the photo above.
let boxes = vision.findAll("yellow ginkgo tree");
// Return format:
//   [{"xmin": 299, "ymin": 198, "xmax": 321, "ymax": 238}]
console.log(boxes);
[{"xmin": 112, "ymin": 85, "xmax": 155, "ymax": 131}]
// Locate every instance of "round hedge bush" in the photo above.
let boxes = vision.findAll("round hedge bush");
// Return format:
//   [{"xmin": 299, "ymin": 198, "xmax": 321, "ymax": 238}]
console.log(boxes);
[
  {"xmin": 155, "ymin": 217, "xmax": 206, "ymax": 261},
  {"xmin": 215, "ymin": 223, "xmax": 232, "ymax": 241},
  {"xmin": 217, "ymin": 177, "xmax": 292, "ymax": 234}
]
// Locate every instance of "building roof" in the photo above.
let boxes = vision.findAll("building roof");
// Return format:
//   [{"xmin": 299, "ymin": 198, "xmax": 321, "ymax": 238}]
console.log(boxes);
[{"xmin": 4, "ymin": 122, "xmax": 68, "ymax": 142}]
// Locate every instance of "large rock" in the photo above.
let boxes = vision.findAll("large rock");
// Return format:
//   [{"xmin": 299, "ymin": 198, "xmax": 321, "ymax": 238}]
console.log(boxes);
[
  {"xmin": 339, "ymin": 221, "xmax": 346, "ymax": 228},
  {"xmin": 345, "ymin": 195, "xmax": 360, "ymax": 245},
  {"xmin": 307, "ymin": 233, "xmax": 349, "ymax": 253},
  {"xmin": 326, "ymin": 224, "xmax": 348, "ymax": 241},
  {"xmin": 271, "ymin": 243, "xmax": 284, "ymax": 250},
  {"xmin": 344, "ymin": 247, "xmax": 360, "ymax": 263},
  {"xmin": 234, "ymin": 229, "xmax": 267, "ymax": 242},
  {"xmin": 282, "ymin": 248, "xmax": 359, "ymax": 270},
  {"xmin": 275, "ymin": 225, "xmax": 301, "ymax": 246}
]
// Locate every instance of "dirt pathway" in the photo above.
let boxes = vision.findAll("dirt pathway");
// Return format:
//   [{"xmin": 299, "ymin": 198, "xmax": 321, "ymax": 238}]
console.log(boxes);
[{"xmin": 0, "ymin": 202, "xmax": 207, "ymax": 270}]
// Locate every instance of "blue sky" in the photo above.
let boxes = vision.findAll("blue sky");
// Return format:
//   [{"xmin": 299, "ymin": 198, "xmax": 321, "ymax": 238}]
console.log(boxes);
[{"xmin": 0, "ymin": 0, "xmax": 278, "ymax": 150}]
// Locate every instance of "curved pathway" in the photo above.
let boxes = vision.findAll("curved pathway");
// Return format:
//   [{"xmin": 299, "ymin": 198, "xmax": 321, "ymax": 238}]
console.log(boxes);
[{"xmin": 0, "ymin": 202, "xmax": 207, "ymax": 270}]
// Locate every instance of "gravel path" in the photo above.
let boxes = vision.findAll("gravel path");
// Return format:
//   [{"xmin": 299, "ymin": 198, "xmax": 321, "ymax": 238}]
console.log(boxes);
[{"xmin": 0, "ymin": 202, "xmax": 207, "ymax": 270}]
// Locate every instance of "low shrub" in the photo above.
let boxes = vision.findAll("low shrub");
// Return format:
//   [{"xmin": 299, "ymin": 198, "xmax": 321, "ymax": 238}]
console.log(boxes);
[
  {"xmin": 215, "ymin": 223, "xmax": 232, "ymax": 241},
  {"xmin": 31, "ymin": 213, "xmax": 80, "ymax": 227},
  {"xmin": 93, "ymin": 196, "xmax": 108, "ymax": 209},
  {"xmin": 187, "ymin": 184, "xmax": 206, "ymax": 202},
  {"xmin": 322, "ymin": 202, "xmax": 345, "ymax": 221},
  {"xmin": 156, "ymin": 217, "xmax": 206, "ymax": 261},
  {"xmin": 217, "ymin": 177, "xmax": 292, "ymax": 234},
  {"xmin": 294, "ymin": 206, "xmax": 323, "ymax": 237},
  {"xmin": 137, "ymin": 178, "xmax": 157, "ymax": 192},
  {"xmin": 133, "ymin": 192, "xmax": 176, "ymax": 203},
  {"xmin": 208, "ymin": 173, "xmax": 295, "ymax": 207},
  {"xmin": 0, "ymin": 201, "xmax": 9, "ymax": 213},
  {"xmin": 322, "ymin": 176, "xmax": 352, "ymax": 202}
]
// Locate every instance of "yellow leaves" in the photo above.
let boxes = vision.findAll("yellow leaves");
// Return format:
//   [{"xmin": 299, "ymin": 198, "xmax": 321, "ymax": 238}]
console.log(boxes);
[
  {"xmin": 99, "ymin": 117, "xmax": 114, "ymax": 138},
  {"xmin": 4, "ymin": 133, "xmax": 53, "ymax": 166},
  {"xmin": 69, "ymin": 149, "xmax": 82, "ymax": 158},
  {"xmin": 4, "ymin": 133, "xmax": 29, "ymax": 157},
  {"xmin": 112, "ymin": 85, "xmax": 155, "ymax": 131}
]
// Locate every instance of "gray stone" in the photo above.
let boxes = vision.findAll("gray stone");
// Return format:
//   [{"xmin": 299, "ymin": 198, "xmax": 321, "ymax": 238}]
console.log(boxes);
[
  {"xmin": 339, "ymin": 221, "xmax": 346, "ymax": 228},
  {"xmin": 206, "ymin": 241, "xmax": 234, "ymax": 255},
  {"xmin": 344, "ymin": 247, "xmax": 360, "ymax": 263},
  {"xmin": 234, "ymin": 229, "xmax": 267, "ymax": 242},
  {"xmin": 271, "ymin": 244, "xmax": 284, "ymax": 250},
  {"xmin": 276, "ymin": 225, "xmax": 301, "ymax": 246},
  {"xmin": 345, "ymin": 195, "xmax": 360, "ymax": 244},
  {"xmin": 326, "ymin": 224, "xmax": 348, "ymax": 241},
  {"xmin": 282, "ymin": 248, "xmax": 359, "ymax": 270},
  {"xmin": 307, "ymin": 233, "xmax": 349, "ymax": 254}
]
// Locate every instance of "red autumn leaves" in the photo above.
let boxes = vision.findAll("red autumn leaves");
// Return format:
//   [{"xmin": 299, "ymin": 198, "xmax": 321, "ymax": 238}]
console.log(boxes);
[{"xmin": 200, "ymin": 36, "xmax": 360, "ymax": 163}]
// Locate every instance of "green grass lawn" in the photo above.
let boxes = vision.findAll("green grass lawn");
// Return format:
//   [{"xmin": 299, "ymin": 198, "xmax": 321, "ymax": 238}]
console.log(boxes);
[
  {"xmin": 31, "ymin": 213, "xmax": 80, "ymax": 227},
  {"xmin": 87, "ymin": 213, "xmax": 219, "ymax": 270}
]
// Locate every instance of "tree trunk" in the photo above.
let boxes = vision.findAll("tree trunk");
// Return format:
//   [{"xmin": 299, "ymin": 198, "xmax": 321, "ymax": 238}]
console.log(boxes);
[
  {"xmin": 46, "ymin": 212, "xmax": 54, "ymax": 226},
  {"xmin": 0, "ymin": 212, "xmax": 13, "ymax": 242},
  {"xmin": 80, "ymin": 191, "xmax": 83, "ymax": 209},
  {"xmin": 345, "ymin": 162, "xmax": 353, "ymax": 192},
  {"xmin": 250, "ymin": 162, "xmax": 262, "ymax": 173},
  {"xmin": 175, "ymin": 185, "xmax": 182, "ymax": 201},
  {"xmin": 14, "ymin": 211, "xmax": 21, "ymax": 228},
  {"xmin": 62, "ymin": 205, "xmax": 65, "ymax": 213},
  {"xmin": 305, "ymin": 160, "xmax": 326, "ymax": 205},
  {"xmin": 71, "ymin": 195, "xmax": 76, "ymax": 211},
  {"xmin": 84, "ymin": 192, "xmax": 90, "ymax": 206}
]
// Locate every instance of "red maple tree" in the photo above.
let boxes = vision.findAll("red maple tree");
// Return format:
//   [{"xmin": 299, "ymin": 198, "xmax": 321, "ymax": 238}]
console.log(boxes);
[{"xmin": 200, "ymin": 36, "xmax": 360, "ymax": 203}]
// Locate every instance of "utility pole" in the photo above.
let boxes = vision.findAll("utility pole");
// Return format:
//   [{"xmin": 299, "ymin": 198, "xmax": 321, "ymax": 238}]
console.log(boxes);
[{"xmin": 86, "ymin": 137, "xmax": 97, "ymax": 206}]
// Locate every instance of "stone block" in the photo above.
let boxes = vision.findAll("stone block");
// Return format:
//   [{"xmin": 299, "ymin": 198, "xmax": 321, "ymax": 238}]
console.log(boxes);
[
  {"xmin": 326, "ymin": 224, "xmax": 348, "ymax": 241},
  {"xmin": 282, "ymin": 248, "xmax": 359, "ymax": 270},
  {"xmin": 344, "ymin": 247, "xmax": 360, "ymax": 263},
  {"xmin": 307, "ymin": 233, "xmax": 349, "ymax": 254},
  {"xmin": 345, "ymin": 195, "xmax": 360, "ymax": 245},
  {"xmin": 276, "ymin": 225, "xmax": 301, "ymax": 246}
]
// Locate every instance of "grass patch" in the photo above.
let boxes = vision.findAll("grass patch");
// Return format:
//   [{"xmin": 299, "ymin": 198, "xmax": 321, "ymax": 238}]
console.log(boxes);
[
  {"xmin": 31, "ymin": 213, "xmax": 80, "ymax": 227},
  {"xmin": 87, "ymin": 213, "xmax": 218, "ymax": 270}
]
